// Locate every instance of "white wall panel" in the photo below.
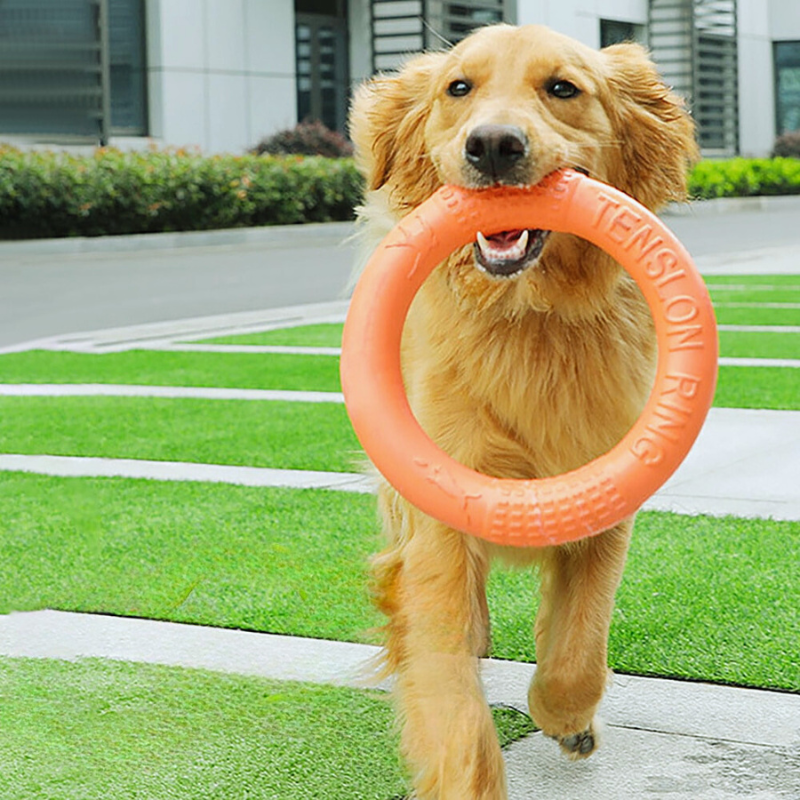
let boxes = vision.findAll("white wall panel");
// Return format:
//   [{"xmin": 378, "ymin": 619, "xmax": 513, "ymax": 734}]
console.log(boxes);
[
  {"xmin": 206, "ymin": 0, "xmax": 246, "ymax": 73},
  {"xmin": 769, "ymin": 3, "xmax": 800, "ymax": 38},
  {"xmin": 157, "ymin": 70, "xmax": 207, "ymax": 148},
  {"xmin": 147, "ymin": 0, "xmax": 295, "ymax": 152},
  {"xmin": 246, "ymin": 0, "xmax": 295, "ymax": 74},
  {"xmin": 208, "ymin": 73, "xmax": 249, "ymax": 152},
  {"xmin": 248, "ymin": 75, "xmax": 297, "ymax": 145},
  {"xmin": 152, "ymin": 0, "xmax": 206, "ymax": 70}
]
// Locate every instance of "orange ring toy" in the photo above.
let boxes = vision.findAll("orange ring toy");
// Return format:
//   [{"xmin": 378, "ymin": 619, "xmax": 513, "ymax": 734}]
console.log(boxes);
[{"xmin": 340, "ymin": 170, "xmax": 718, "ymax": 547}]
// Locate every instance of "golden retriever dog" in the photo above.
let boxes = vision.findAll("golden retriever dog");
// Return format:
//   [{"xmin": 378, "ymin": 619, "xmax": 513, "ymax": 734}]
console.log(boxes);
[{"xmin": 349, "ymin": 23, "xmax": 696, "ymax": 799}]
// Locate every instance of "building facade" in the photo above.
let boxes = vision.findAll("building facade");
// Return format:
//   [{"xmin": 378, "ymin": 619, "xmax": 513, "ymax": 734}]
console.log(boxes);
[{"xmin": 0, "ymin": 0, "xmax": 798, "ymax": 157}]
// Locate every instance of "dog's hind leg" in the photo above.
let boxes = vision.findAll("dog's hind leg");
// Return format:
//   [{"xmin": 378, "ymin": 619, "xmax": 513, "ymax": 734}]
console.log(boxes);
[
  {"xmin": 527, "ymin": 518, "xmax": 633, "ymax": 759},
  {"xmin": 373, "ymin": 497, "xmax": 505, "ymax": 800}
]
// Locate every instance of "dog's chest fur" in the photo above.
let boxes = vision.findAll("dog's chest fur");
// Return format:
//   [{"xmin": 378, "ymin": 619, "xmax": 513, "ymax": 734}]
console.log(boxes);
[{"xmin": 401, "ymin": 268, "xmax": 657, "ymax": 481}]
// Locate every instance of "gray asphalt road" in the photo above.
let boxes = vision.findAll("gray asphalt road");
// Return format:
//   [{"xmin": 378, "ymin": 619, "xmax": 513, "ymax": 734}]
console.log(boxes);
[
  {"xmin": 665, "ymin": 198, "xmax": 800, "ymax": 256},
  {"xmin": 0, "ymin": 225, "xmax": 358, "ymax": 348},
  {"xmin": 1, "ymin": 196, "xmax": 799, "ymax": 349}
]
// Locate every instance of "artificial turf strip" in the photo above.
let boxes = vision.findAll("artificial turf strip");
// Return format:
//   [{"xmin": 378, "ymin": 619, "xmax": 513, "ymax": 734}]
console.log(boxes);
[
  {"xmin": 1, "ymin": 357, "xmax": 798, "ymax": 415},
  {"xmin": 0, "ymin": 657, "xmax": 535, "ymax": 800},
  {"xmin": 488, "ymin": 512, "xmax": 800, "ymax": 692},
  {"xmin": 704, "ymin": 275, "xmax": 800, "ymax": 287},
  {"xmin": 710, "ymin": 288, "xmax": 800, "ymax": 304},
  {"xmin": 196, "ymin": 322, "xmax": 345, "ymax": 348},
  {"xmin": 718, "ymin": 330, "xmax": 799, "ymax": 360},
  {"xmin": 0, "ymin": 658, "xmax": 404, "ymax": 800},
  {"xmin": 0, "ymin": 477, "xmax": 381, "ymax": 640},
  {"xmin": 201, "ymin": 325, "xmax": 800, "ymax": 359},
  {"xmin": 0, "ymin": 350, "xmax": 342, "ymax": 392},
  {"xmin": 714, "ymin": 366, "xmax": 800, "ymax": 410},
  {"xmin": 0, "ymin": 396, "xmax": 362, "ymax": 472},
  {"xmin": 0, "ymin": 473, "xmax": 797, "ymax": 692},
  {"xmin": 713, "ymin": 305, "xmax": 800, "ymax": 326}
]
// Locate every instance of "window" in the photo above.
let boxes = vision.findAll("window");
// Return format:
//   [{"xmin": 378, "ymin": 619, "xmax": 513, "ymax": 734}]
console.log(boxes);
[
  {"xmin": 440, "ymin": 3, "xmax": 505, "ymax": 41},
  {"xmin": 108, "ymin": 0, "xmax": 147, "ymax": 135},
  {"xmin": 649, "ymin": 0, "xmax": 738, "ymax": 156},
  {"xmin": 295, "ymin": 1, "xmax": 349, "ymax": 133},
  {"xmin": 0, "ymin": 0, "xmax": 146, "ymax": 143},
  {"xmin": 775, "ymin": 41, "xmax": 800, "ymax": 135},
  {"xmin": 600, "ymin": 19, "xmax": 641, "ymax": 47},
  {"xmin": 370, "ymin": 1, "xmax": 512, "ymax": 73}
]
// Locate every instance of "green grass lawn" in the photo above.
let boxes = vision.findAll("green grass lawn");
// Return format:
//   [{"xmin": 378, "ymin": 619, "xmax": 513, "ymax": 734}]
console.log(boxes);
[
  {"xmin": 193, "ymin": 320, "xmax": 800, "ymax": 360},
  {"xmin": 1, "ymin": 272, "xmax": 798, "ymax": 797},
  {"xmin": 714, "ymin": 366, "xmax": 799, "ymax": 410},
  {"xmin": 0, "ymin": 655, "xmax": 534, "ymax": 800},
  {"xmin": 704, "ymin": 275, "xmax": 800, "ymax": 287},
  {"xmin": 0, "ymin": 350, "xmax": 342, "ymax": 392},
  {"xmin": 195, "ymin": 322, "xmax": 344, "ymax": 348},
  {"xmin": 718, "ymin": 330, "xmax": 799, "ymax": 359},
  {"xmin": 692, "ymin": 274, "xmax": 800, "ymax": 326},
  {"xmin": 708, "ymin": 287, "xmax": 800, "ymax": 304},
  {"xmin": 1, "ymin": 473, "xmax": 797, "ymax": 692},
  {"xmin": 713, "ymin": 306, "xmax": 800, "ymax": 326},
  {"xmin": 0, "ymin": 657, "xmax": 405, "ymax": 800},
  {"xmin": 0, "ymin": 396, "xmax": 362, "ymax": 472},
  {"xmin": 0, "ymin": 347, "xmax": 798, "ymax": 416}
]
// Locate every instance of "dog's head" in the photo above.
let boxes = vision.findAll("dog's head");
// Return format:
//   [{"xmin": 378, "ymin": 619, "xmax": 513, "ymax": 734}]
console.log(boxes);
[{"xmin": 350, "ymin": 24, "xmax": 697, "ymax": 318}]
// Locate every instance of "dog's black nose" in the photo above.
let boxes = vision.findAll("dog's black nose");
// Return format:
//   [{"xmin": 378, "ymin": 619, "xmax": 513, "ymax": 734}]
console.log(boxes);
[{"xmin": 465, "ymin": 124, "xmax": 528, "ymax": 180}]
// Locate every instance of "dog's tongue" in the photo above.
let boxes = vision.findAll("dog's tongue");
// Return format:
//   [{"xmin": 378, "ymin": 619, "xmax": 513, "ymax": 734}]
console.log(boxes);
[
  {"xmin": 488, "ymin": 230, "xmax": 524, "ymax": 246},
  {"xmin": 476, "ymin": 229, "xmax": 529, "ymax": 263}
]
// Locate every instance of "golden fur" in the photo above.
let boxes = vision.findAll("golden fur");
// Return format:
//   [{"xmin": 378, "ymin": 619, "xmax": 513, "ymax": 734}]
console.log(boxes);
[{"xmin": 349, "ymin": 24, "xmax": 696, "ymax": 800}]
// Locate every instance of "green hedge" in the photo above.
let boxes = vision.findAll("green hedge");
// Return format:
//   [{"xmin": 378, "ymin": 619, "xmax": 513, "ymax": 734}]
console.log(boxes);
[
  {"xmin": 1, "ymin": 147, "xmax": 799, "ymax": 241},
  {"xmin": 688, "ymin": 157, "xmax": 800, "ymax": 200},
  {"xmin": 0, "ymin": 146, "xmax": 364, "ymax": 240}
]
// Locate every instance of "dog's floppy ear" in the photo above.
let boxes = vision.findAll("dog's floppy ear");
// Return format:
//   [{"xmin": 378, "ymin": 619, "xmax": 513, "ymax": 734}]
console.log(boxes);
[
  {"xmin": 602, "ymin": 43, "xmax": 698, "ymax": 210},
  {"xmin": 349, "ymin": 51, "xmax": 446, "ymax": 203}
]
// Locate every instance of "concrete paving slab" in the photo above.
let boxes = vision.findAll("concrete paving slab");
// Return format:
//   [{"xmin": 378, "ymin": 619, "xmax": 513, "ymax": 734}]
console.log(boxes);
[
  {"xmin": 3, "ymin": 611, "xmax": 798, "ymax": 750},
  {"xmin": 504, "ymin": 726, "xmax": 800, "ymax": 799},
  {"xmin": 0, "ymin": 300, "xmax": 349, "ymax": 355},
  {"xmin": 697, "ymin": 245, "xmax": 800, "ymax": 276},
  {"xmin": 0, "ymin": 408, "xmax": 796, "ymax": 521},
  {"xmin": 2, "ymin": 611, "xmax": 798, "ymax": 799},
  {"xmin": 0, "ymin": 454, "xmax": 374, "ymax": 493},
  {"xmin": 157, "ymin": 343, "xmax": 343, "ymax": 355},
  {"xmin": 648, "ymin": 408, "xmax": 800, "ymax": 521},
  {"xmin": 718, "ymin": 357, "xmax": 800, "ymax": 368},
  {"xmin": 0, "ymin": 610, "xmax": 380, "ymax": 688},
  {"xmin": 0, "ymin": 383, "xmax": 344, "ymax": 404}
]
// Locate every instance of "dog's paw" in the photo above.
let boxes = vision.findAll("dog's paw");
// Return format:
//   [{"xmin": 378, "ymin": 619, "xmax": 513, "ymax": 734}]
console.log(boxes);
[
  {"xmin": 558, "ymin": 729, "xmax": 596, "ymax": 759},
  {"xmin": 548, "ymin": 719, "xmax": 603, "ymax": 761}
]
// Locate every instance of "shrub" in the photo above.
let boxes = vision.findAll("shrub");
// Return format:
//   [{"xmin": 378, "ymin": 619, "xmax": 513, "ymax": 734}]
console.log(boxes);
[
  {"xmin": 687, "ymin": 157, "xmax": 800, "ymax": 200},
  {"xmin": 0, "ymin": 146, "xmax": 364, "ymax": 240},
  {"xmin": 252, "ymin": 121, "xmax": 354, "ymax": 158},
  {"xmin": 771, "ymin": 130, "xmax": 800, "ymax": 159},
  {"xmin": 2, "ymin": 146, "xmax": 800, "ymax": 241}
]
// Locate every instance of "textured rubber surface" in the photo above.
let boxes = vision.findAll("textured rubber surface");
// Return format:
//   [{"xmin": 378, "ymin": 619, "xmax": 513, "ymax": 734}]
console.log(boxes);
[{"xmin": 341, "ymin": 170, "xmax": 718, "ymax": 547}]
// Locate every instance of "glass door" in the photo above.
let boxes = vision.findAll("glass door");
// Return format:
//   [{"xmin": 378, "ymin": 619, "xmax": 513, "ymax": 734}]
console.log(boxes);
[{"xmin": 295, "ymin": 10, "xmax": 349, "ymax": 133}]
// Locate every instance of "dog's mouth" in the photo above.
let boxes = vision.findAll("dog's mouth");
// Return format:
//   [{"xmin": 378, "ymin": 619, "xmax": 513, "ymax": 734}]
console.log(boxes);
[{"xmin": 474, "ymin": 228, "xmax": 551, "ymax": 278}]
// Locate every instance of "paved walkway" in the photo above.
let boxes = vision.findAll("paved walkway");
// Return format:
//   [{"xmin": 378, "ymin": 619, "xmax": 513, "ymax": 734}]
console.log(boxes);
[
  {"xmin": 1, "ymin": 407, "xmax": 798, "ymax": 521},
  {"xmin": 0, "ymin": 300, "xmax": 350, "ymax": 355},
  {"xmin": 0, "ymin": 383, "xmax": 345, "ymax": 403},
  {"xmin": 1, "ymin": 610, "xmax": 798, "ymax": 798},
  {"xmin": 1, "ymin": 219, "xmax": 798, "ymax": 798}
]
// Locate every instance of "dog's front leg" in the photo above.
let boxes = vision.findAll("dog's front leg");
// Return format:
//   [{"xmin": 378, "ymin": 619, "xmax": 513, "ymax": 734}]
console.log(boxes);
[
  {"xmin": 374, "ymin": 498, "xmax": 505, "ymax": 800},
  {"xmin": 527, "ymin": 518, "xmax": 633, "ymax": 758}
]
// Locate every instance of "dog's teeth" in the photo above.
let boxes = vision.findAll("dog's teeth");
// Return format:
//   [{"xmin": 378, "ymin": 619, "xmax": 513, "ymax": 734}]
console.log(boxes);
[
  {"xmin": 477, "ymin": 230, "xmax": 530, "ymax": 262},
  {"xmin": 477, "ymin": 231, "xmax": 491, "ymax": 259}
]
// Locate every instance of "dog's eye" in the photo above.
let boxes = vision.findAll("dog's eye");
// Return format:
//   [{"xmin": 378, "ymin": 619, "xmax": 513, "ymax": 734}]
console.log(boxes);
[
  {"xmin": 547, "ymin": 80, "xmax": 581, "ymax": 99},
  {"xmin": 446, "ymin": 79, "xmax": 472, "ymax": 98}
]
